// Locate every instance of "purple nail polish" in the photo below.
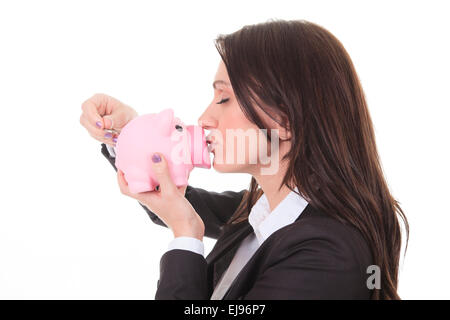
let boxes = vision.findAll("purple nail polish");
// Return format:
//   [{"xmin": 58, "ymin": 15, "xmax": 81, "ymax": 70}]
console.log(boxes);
[
  {"xmin": 104, "ymin": 132, "xmax": 112, "ymax": 138},
  {"xmin": 152, "ymin": 154, "xmax": 161, "ymax": 163},
  {"xmin": 96, "ymin": 121, "xmax": 102, "ymax": 128},
  {"xmin": 113, "ymin": 137, "xmax": 117, "ymax": 143}
]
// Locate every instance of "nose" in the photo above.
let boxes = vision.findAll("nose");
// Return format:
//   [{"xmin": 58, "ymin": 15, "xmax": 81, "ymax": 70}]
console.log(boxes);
[
  {"xmin": 197, "ymin": 117, "xmax": 218, "ymax": 130},
  {"xmin": 198, "ymin": 103, "xmax": 219, "ymax": 142},
  {"xmin": 198, "ymin": 118, "xmax": 218, "ymax": 144}
]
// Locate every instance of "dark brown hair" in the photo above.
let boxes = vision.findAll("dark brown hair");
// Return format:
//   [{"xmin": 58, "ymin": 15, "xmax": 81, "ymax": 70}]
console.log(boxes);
[{"xmin": 214, "ymin": 19, "xmax": 409, "ymax": 300}]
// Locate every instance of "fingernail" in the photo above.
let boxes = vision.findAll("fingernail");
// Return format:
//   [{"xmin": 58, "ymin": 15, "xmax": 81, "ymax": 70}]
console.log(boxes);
[
  {"xmin": 152, "ymin": 153, "xmax": 161, "ymax": 163},
  {"xmin": 104, "ymin": 132, "xmax": 112, "ymax": 138},
  {"xmin": 113, "ymin": 137, "xmax": 117, "ymax": 143},
  {"xmin": 96, "ymin": 121, "xmax": 102, "ymax": 128}
]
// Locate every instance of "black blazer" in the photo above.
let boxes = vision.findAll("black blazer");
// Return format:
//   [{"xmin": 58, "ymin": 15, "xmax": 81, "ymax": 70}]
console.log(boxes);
[{"xmin": 100, "ymin": 143, "xmax": 374, "ymax": 300}]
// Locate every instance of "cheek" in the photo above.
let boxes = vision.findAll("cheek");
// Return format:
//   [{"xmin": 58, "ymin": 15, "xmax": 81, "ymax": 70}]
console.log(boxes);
[
  {"xmin": 225, "ymin": 102, "xmax": 254, "ymax": 130},
  {"xmin": 212, "ymin": 101, "xmax": 272, "ymax": 170},
  {"xmin": 221, "ymin": 105, "xmax": 243, "ymax": 128},
  {"xmin": 218, "ymin": 109, "xmax": 262, "ymax": 166}
]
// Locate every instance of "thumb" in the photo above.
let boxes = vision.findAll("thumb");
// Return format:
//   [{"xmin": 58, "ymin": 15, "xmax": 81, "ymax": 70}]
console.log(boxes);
[
  {"xmin": 103, "ymin": 115, "xmax": 123, "ymax": 130},
  {"xmin": 151, "ymin": 153, "xmax": 176, "ymax": 195},
  {"xmin": 103, "ymin": 116, "xmax": 114, "ymax": 130},
  {"xmin": 103, "ymin": 111, "xmax": 128, "ymax": 130}
]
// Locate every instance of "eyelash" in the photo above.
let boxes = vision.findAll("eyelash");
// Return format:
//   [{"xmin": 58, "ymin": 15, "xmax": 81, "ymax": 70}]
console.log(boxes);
[{"xmin": 217, "ymin": 98, "xmax": 229, "ymax": 104}]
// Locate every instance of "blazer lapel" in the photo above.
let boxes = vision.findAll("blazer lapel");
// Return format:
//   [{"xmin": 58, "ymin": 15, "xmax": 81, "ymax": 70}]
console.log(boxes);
[
  {"xmin": 221, "ymin": 203, "xmax": 315, "ymax": 299},
  {"xmin": 206, "ymin": 219, "xmax": 253, "ymax": 290},
  {"xmin": 206, "ymin": 202, "xmax": 316, "ymax": 299}
]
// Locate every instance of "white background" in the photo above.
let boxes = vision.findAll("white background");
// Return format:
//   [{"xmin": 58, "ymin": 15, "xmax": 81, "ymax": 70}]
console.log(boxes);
[{"xmin": 0, "ymin": 0, "xmax": 448, "ymax": 299}]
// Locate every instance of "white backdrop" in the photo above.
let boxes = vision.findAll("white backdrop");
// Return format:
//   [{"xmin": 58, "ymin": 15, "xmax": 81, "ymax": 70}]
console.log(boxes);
[{"xmin": 0, "ymin": 0, "xmax": 448, "ymax": 299}]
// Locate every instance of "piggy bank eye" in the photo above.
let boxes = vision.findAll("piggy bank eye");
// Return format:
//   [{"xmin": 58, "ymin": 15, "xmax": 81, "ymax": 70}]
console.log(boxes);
[{"xmin": 175, "ymin": 124, "xmax": 183, "ymax": 132}]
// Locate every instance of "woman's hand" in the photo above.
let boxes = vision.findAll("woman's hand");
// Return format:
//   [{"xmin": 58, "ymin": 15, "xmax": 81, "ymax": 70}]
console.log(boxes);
[
  {"xmin": 117, "ymin": 152, "xmax": 205, "ymax": 241},
  {"xmin": 80, "ymin": 93, "xmax": 138, "ymax": 147}
]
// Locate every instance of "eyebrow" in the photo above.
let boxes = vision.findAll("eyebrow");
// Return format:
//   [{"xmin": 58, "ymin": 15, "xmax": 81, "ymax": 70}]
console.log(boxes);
[{"xmin": 213, "ymin": 80, "xmax": 231, "ymax": 90}]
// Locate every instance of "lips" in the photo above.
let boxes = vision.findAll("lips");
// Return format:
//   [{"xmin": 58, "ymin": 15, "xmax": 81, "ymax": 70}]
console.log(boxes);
[
  {"xmin": 205, "ymin": 133, "xmax": 221, "ymax": 154},
  {"xmin": 206, "ymin": 136, "xmax": 213, "ymax": 151},
  {"xmin": 207, "ymin": 142, "xmax": 216, "ymax": 153},
  {"xmin": 186, "ymin": 125, "xmax": 211, "ymax": 168}
]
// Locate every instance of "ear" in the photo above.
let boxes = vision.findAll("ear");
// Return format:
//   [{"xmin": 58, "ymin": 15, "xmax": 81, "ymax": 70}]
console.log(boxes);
[
  {"xmin": 156, "ymin": 108, "xmax": 175, "ymax": 136},
  {"xmin": 276, "ymin": 114, "xmax": 291, "ymax": 141},
  {"xmin": 267, "ymin": 107, "xmax": 291, "ymax": 141},
  {"xmin": 278, "ymin": 124, "xmax": 292, "ymax": 141}
]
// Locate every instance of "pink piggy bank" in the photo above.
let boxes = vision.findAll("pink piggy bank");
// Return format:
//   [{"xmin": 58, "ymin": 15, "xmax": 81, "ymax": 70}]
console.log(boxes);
[{"xmin": 114, "ymin": 108, "xmax": 211, "ymax": 194}]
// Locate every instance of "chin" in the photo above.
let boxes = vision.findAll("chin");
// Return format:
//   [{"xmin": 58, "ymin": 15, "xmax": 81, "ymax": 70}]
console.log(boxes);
[{"xmin": 212, "ymin": 157, "xmax": 247, "ymax": 173}]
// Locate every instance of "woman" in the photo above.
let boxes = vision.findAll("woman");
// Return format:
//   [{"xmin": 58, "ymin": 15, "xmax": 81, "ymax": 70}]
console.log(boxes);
[{"xmin": 80, "ymin": 19, "xmax": 409, "ymax": 300}]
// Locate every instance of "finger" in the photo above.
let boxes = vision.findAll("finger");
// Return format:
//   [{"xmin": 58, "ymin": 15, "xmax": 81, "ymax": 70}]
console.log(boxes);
[
  {"xmin": 80, "ymin": 113, "xmax": 107, "ymax": 138},
  {"xmin": 117, "ymin": 169, "xmax": 131, "ymax": 196},
  {"xmin": 103, "ymin": 108, "xmax": 128, "ymax": 131},
  {"xmin": 151, "ymin": 153, "xmax": 177, "ymax": 196},
  {"xmin": 118, "ymin": 169, "xmax": 159, "ymax": 210},
  {"xmin": 82, "ymin": 114, "xmax": 118, "ymax": 146},
  {"xmin": 118, "ymin": 169, "xmax": 128, "ymax": 186},
  {"xmin": 81, "ymin": 94, "xmax": 106, "ymax": 127},
  {"xmin": 103, "ymin": 116, "xmax": 114, "ymax": 130},
  {"xmin": 179, "ymin": 185, "xmax": 188, "ymax": 196},
  {"xmin": 88, "ymin": 132, "xmax": 116, "ymax": 147},
  {"xmin": 178, "ymin": 171, "xmax": 190, "ymax": 195}
]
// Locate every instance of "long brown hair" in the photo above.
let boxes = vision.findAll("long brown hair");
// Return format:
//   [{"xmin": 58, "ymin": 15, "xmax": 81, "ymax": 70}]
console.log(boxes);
[{"xmin": 214, "ymin": 19, "xmax": 409, "ymax": 300}]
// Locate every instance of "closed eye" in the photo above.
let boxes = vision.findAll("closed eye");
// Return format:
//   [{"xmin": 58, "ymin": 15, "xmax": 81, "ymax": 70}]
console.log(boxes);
[{"xmin": 217, "ymin": 98, "xmax": 230, "ymax": 104}]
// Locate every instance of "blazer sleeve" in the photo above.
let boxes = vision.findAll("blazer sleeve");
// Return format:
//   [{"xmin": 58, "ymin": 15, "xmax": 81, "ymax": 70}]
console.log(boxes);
[
  {"xmin": 156, "ymin": 249, "xmax": 209, "ymax": 300},
  {"xmin": 155, "ymin": 216, "xmax": 372, "ymax": 300},
  {"xmin": 100, "ymin": 143, "xmax": 246, "ymax": 239},
  {"xmin": 239, "ymin": 218, "xmax": 373, "ymax": 300}
]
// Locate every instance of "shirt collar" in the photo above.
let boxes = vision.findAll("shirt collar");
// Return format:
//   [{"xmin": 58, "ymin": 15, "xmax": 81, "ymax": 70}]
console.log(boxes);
[{"xmin": 248, "ymin": 186, "xmax": 309, "ymax": 245}]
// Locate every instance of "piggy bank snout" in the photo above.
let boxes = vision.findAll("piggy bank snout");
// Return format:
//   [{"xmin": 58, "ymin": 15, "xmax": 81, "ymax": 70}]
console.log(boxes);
[{"xmin": 186, "ymin": 125, "xmax": 211, "ymax": 169}]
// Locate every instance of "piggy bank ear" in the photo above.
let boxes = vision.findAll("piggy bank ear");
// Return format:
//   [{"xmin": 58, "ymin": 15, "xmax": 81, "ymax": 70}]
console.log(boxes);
[{"xmin": 155, "ymin": 108, "xmax": 175, "ymax": 136}]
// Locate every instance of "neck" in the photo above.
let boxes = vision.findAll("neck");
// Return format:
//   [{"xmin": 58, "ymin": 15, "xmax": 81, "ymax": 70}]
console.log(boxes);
[{"xmin": 252, "ymin": 157, "xmax": 293, "ymax": 212}]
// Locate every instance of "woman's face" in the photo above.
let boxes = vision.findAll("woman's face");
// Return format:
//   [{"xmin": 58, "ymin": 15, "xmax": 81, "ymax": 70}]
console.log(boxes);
[{"xmin": 198, "ymin": 60, "xmax": 286, "ymax": 176}]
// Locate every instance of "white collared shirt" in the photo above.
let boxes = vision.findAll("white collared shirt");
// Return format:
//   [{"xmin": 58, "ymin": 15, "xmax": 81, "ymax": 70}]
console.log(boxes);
[
  {"xmin": 209, "ymin": 186, "xmax": 308, "ymax": 299},
  {"xmin": 247, "ymin": 186, "xmax": 309, "ymax": 246},
  {"xmin": 105, "ymin": 145, "xmax": 309, "ymax": 299},
  {"xmin": 167, "ymin": 186, "xmax": 308, "ymax": 257}
]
